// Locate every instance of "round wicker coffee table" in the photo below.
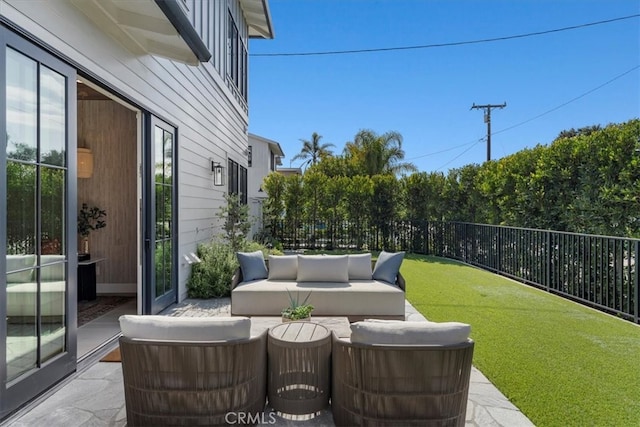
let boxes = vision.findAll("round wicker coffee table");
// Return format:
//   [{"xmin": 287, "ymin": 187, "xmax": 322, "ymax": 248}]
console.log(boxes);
[{"xmin": 267, "ymin": 322, "xmax": 331, "ymax": 415}]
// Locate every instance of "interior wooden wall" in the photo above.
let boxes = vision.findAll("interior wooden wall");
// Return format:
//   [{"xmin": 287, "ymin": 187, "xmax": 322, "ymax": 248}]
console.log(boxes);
[{"xmin": 77, "ymin": 100, "xmax": 137, "ymax": 287}]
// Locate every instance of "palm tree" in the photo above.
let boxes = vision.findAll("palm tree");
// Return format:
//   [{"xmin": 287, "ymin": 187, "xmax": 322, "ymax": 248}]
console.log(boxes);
[
  {"xmin": 344, "ymin": 129, "xmax": 417, "ymax": 176},
  {"xmin": 292, "ymin": 132, "xmax": 335, "ymax": 169}
]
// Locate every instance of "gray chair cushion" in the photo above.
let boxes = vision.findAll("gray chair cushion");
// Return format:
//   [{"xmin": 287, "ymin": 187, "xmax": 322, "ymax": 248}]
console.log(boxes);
[
  {"xmin": 350, "ymin": 320, "xmax": 471, "ymax": 345},
  {"xmin": 119, "ymin": 315, "xmax": 251, "ymax": 341},
  {"xmin": 373, "ymin": 251, "xmax": 405, "ymax": 284},
  {"xmin": 237, "ymin": 250, "xmax": 268, "ymax": 281}
]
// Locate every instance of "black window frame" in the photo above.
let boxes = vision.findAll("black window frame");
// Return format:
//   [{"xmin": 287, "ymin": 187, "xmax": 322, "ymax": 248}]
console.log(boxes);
[
  {"xmin": 227, "ymin": 158, "xmax": 247, "ymax": 205},
  {"xmin": 226, "ymin": 11, "xmax": 248, "ymax": 101}
]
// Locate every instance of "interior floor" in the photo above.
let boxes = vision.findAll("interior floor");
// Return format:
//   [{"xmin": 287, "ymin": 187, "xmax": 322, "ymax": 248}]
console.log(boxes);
[{"xmin": 78, "ymin": 298, "xmax": 136, "ymax": 358}]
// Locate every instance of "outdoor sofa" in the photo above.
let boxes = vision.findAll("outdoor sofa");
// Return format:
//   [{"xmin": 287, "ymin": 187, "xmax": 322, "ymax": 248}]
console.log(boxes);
[{"xmin": 231, "ymin": 251, "xmax": 406, "ymax": 320}]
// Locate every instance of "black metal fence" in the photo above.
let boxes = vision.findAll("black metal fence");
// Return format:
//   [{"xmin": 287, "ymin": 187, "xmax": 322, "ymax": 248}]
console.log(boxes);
[{"xmin": 274, "ymin": 220, "xmax": 639, "ymax": 323}]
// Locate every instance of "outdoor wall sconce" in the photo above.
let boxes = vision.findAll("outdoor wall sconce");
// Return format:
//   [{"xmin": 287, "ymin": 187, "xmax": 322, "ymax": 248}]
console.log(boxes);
[
  {"xmin": 77, "ymin": 147, "xmax": 94, "ymax": 178},
  {"xmin": 211, "ymin": 160, "xmax": 225, "ymax": 186}
]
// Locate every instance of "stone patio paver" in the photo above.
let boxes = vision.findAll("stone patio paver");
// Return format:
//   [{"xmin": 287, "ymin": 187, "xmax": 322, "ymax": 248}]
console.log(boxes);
[{"xmin": 5, "ymin": 298, "xmax": 535, "ymax": 427}]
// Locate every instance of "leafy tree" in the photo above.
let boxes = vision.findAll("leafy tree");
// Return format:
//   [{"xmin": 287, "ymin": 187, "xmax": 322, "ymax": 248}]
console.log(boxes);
[
  {"xmin": 344, "ymin": 175, "xmax": 374, "ymax": 248},
  {"xmin": 323, "ymin": 175, "xmax": 348, "ymax": 249},
  {"xmin": 284, "ymin": 174, "xmax": 304, "ymax": 248},
  {"xmin": 259, "ymin": 172, "xmax": 286, "ymax": 246},
  {"xmin": 370, "ymin": 174, "xmax": 401, "ymax": 249},
  {"xmin": 308, "ymin": 155, "xmax": 350, "ymax": 177},
  {"xmin": 292, "ymin": 132, "xmax": 335, "ymax": 169},
  {"xmin": 556, "ymin": 125, "xmax": 602, "ymax": 140},
  {"xmin": 301, "ymin": 170, "xmax": 326, "ymax": 247},
  {"xmin": 217, "ymin": 193, "xmax": 250, "ymax": 252},
  {"xmin": 344, "ymin": 129, "xmax": 417, "ymax": 176}
]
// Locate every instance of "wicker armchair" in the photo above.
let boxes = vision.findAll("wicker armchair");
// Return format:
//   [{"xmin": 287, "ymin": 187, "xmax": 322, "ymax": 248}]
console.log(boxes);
[
  {"xmin": 119, "ymin": 330, "xmax": 267, "ymax": 426},
  {"xmin": 331, "ymin": 334, "xmax": 474, "ymax": 426}
]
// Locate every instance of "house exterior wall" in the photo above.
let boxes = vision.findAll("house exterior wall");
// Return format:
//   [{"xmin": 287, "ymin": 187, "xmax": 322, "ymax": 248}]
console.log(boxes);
[
  {"xmin": 1, "ymin": 0, "xmax": 253, "ymax": 301},
  {"xmin": 247, "ymin": 135, "xmax": 274, "ymax": 239}
]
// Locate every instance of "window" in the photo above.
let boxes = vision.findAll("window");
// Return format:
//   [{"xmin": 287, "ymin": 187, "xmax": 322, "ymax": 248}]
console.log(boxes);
[
  {"xmin": 248, "ymin": 145, "xmax": 252, "ymax": 167},
  {"xmin": 227, "ymin": 11, "xmax": 248, "ymax": 100},
  {"xmin": 227, "ymin": 159, "xmax": 247, "ymax": 205}
]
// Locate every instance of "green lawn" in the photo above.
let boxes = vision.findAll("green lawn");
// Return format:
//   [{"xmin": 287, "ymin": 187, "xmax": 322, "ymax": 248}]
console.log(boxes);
[{"xmin": 401, "ymin": 254, "xmax": 640, "ymax": 427}]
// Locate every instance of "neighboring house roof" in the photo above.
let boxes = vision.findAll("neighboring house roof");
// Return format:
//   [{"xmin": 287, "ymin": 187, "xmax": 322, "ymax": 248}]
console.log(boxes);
[
  {"xmin": 240, "ymin": 0, "xmax": 275, "ymax": 39},
  {"xmin": 249, "ymin": 133, "xmax": 284, "ymax": 157},
  {"xmin": 277, "ymin": 167, "xmax": 302, "ymax": 176}
]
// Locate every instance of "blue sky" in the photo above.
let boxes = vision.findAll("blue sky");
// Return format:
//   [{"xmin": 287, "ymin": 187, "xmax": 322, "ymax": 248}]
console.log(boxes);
[{"xmin": 248, "ymin": 0, "xmax": 639, "ymax": 173}]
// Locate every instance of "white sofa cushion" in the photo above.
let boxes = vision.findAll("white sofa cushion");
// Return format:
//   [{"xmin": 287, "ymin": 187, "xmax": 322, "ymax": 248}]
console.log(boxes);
[
  {"xmin": 41, "ymin": 255, "xmax": 66, "ymax": 282},
  {"xmin": 350, "ymin": 320, "xmax": 470, "ymax": 345},
  {"xmin": 232, "ymin": 279, "xmax": 404, "ymax": 316},
  {"xmin": 119, "ymin": 315, "xmax": 251, "ymax": 341},
  {"xmin": 372, "ymin": 251, "xmax": 405, "ymax": 284},
  {"xmin": 237, "ymin": 250, "xmax": 268, "ymax": 281},
  {"xmin": 348, "ymin": 253, "xmax": 372, "ymax": 280},
  {"xmin": 297, "ymin": 254, "xmax": 348, "ymax": 282},
  {"xmin": 6, "ymin": 255, "xmax": 36, "ymax": 283},
  {"xmin": 268, "ymin": 255, "xmax": 298, "ymax": 280}
]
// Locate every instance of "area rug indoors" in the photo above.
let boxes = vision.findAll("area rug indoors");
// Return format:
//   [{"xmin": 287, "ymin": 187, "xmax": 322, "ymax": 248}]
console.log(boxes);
[{"xmin": 78, "ymin": 296, "xmax": 134, "ymax": 327}]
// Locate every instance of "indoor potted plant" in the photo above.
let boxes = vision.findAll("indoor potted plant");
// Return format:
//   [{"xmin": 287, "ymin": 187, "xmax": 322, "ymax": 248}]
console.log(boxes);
[
  {"xmin": 281, "ymin": 290, "xmax": 314, "ymax": 322},
  {"xmin": 78, "ymin": 203, "xmax": 107, "ymax": 255}
]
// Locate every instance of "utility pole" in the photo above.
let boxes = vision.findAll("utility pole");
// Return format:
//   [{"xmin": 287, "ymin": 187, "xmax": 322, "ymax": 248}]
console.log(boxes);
[{"xmin": 471, "ymin": 102, "xmax": 506, "ymax": 161}]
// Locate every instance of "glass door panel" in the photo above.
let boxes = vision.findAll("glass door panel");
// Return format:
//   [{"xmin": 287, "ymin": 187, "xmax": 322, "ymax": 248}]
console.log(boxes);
[
  {"xmin": 5, "ymin": 48, "xmax": 68, "ymax": 379},
  {"xmin": 145, "ymin": 119, "xmax": 176, "ymax": 314},
  {"xmin": 2, "ymin": 32, "xmax": 75, "ymax": 419}
]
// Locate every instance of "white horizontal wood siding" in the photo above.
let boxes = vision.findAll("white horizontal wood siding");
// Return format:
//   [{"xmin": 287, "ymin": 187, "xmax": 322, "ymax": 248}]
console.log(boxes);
[
  {"xmin": 1, "ymin": 0, "xmax": 252, "ymax": 300},
  {"xmin": 183, "ymin": 0, "xmax": 249, "ymax": 110}
]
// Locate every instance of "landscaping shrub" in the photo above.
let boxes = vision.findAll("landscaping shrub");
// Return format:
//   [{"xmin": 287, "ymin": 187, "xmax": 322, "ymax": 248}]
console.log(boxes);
[
  {"xmin": 187, "ymin": 240, "xmax": 282, "ymax": 298},
  {"xmin": 187, "ymin": 241, "xmax": 237, "ymax": 298}
]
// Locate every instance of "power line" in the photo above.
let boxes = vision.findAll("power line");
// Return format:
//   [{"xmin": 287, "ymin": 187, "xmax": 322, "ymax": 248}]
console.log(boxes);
[
  {"xmin": 251, "ymin": 14, "xmax": 639, "ymax": 57},
  {"xmin": 410, "ymin": 64, "xmax": 638, "ymax": 169},
  {"xmin": 435, "ymin": 139, "xmax": 485, "ymax": 172},
  {"xmin": 492, "ymin": 65, "xmax": 640, "ymax": 136},
  {"xmin": 406, "ymin": 140, "xmax": 479, "ymax": 161}
]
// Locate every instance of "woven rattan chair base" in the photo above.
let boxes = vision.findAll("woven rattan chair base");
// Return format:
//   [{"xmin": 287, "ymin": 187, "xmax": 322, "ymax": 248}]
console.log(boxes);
[
  {"xmin": 119, "ymin": 332, "xmax": 267, "ymax": 427},
  {"xmin": 332, "ymin": 335, "xmax": 474, "ymax": 427}
]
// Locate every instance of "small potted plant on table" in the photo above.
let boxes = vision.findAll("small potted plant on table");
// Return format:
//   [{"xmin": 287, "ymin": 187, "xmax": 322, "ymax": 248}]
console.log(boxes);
[
  {"xmin": 78, "ymin": 203, "xmax": 107, "ymax": 256},
  {"xmin": 282, "ymin": 290, "xmax": 314, "ymax": 322}
]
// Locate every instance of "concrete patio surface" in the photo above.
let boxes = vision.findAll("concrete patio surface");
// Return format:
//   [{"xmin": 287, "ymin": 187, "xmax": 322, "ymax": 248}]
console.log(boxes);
[{"xmin": 5, "ymin": 298, "xmax": 535, "ymax": 427}]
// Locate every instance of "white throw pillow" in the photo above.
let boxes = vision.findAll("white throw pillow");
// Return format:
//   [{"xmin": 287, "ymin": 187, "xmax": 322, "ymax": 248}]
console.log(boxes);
[
  {"xmin": 297, "ymin": 254, "xmax": 349, "ymax": 282},
  {"xmin": 348, "ymin": 253, "xmax": 373, "ymax": 280},
  {"xmin": 119, "ymin": 315, "xmax": 251, "ymax": 341},
  {"xmin": 268, "ymin": 255, "xmax": 298, "ymax": 280},
  {"xmin": 350, "ymin": 320, "xmax": 470, "ymax": 345}
]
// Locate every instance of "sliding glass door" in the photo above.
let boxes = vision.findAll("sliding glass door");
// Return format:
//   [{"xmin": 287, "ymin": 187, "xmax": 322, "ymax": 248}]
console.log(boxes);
[{"xmin": 1, "ymin": 29, "xmax": 77, "ymax": 418}]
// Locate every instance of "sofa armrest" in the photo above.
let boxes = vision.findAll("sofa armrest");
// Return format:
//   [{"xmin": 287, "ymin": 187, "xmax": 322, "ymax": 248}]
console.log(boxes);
[
  {"xmin": 231, "ymin": 267, "xmax": 243, "ymax": 291},
  {"xmin": 396, "ymin": 271, "xmax": 406, "ymax": 292}
]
